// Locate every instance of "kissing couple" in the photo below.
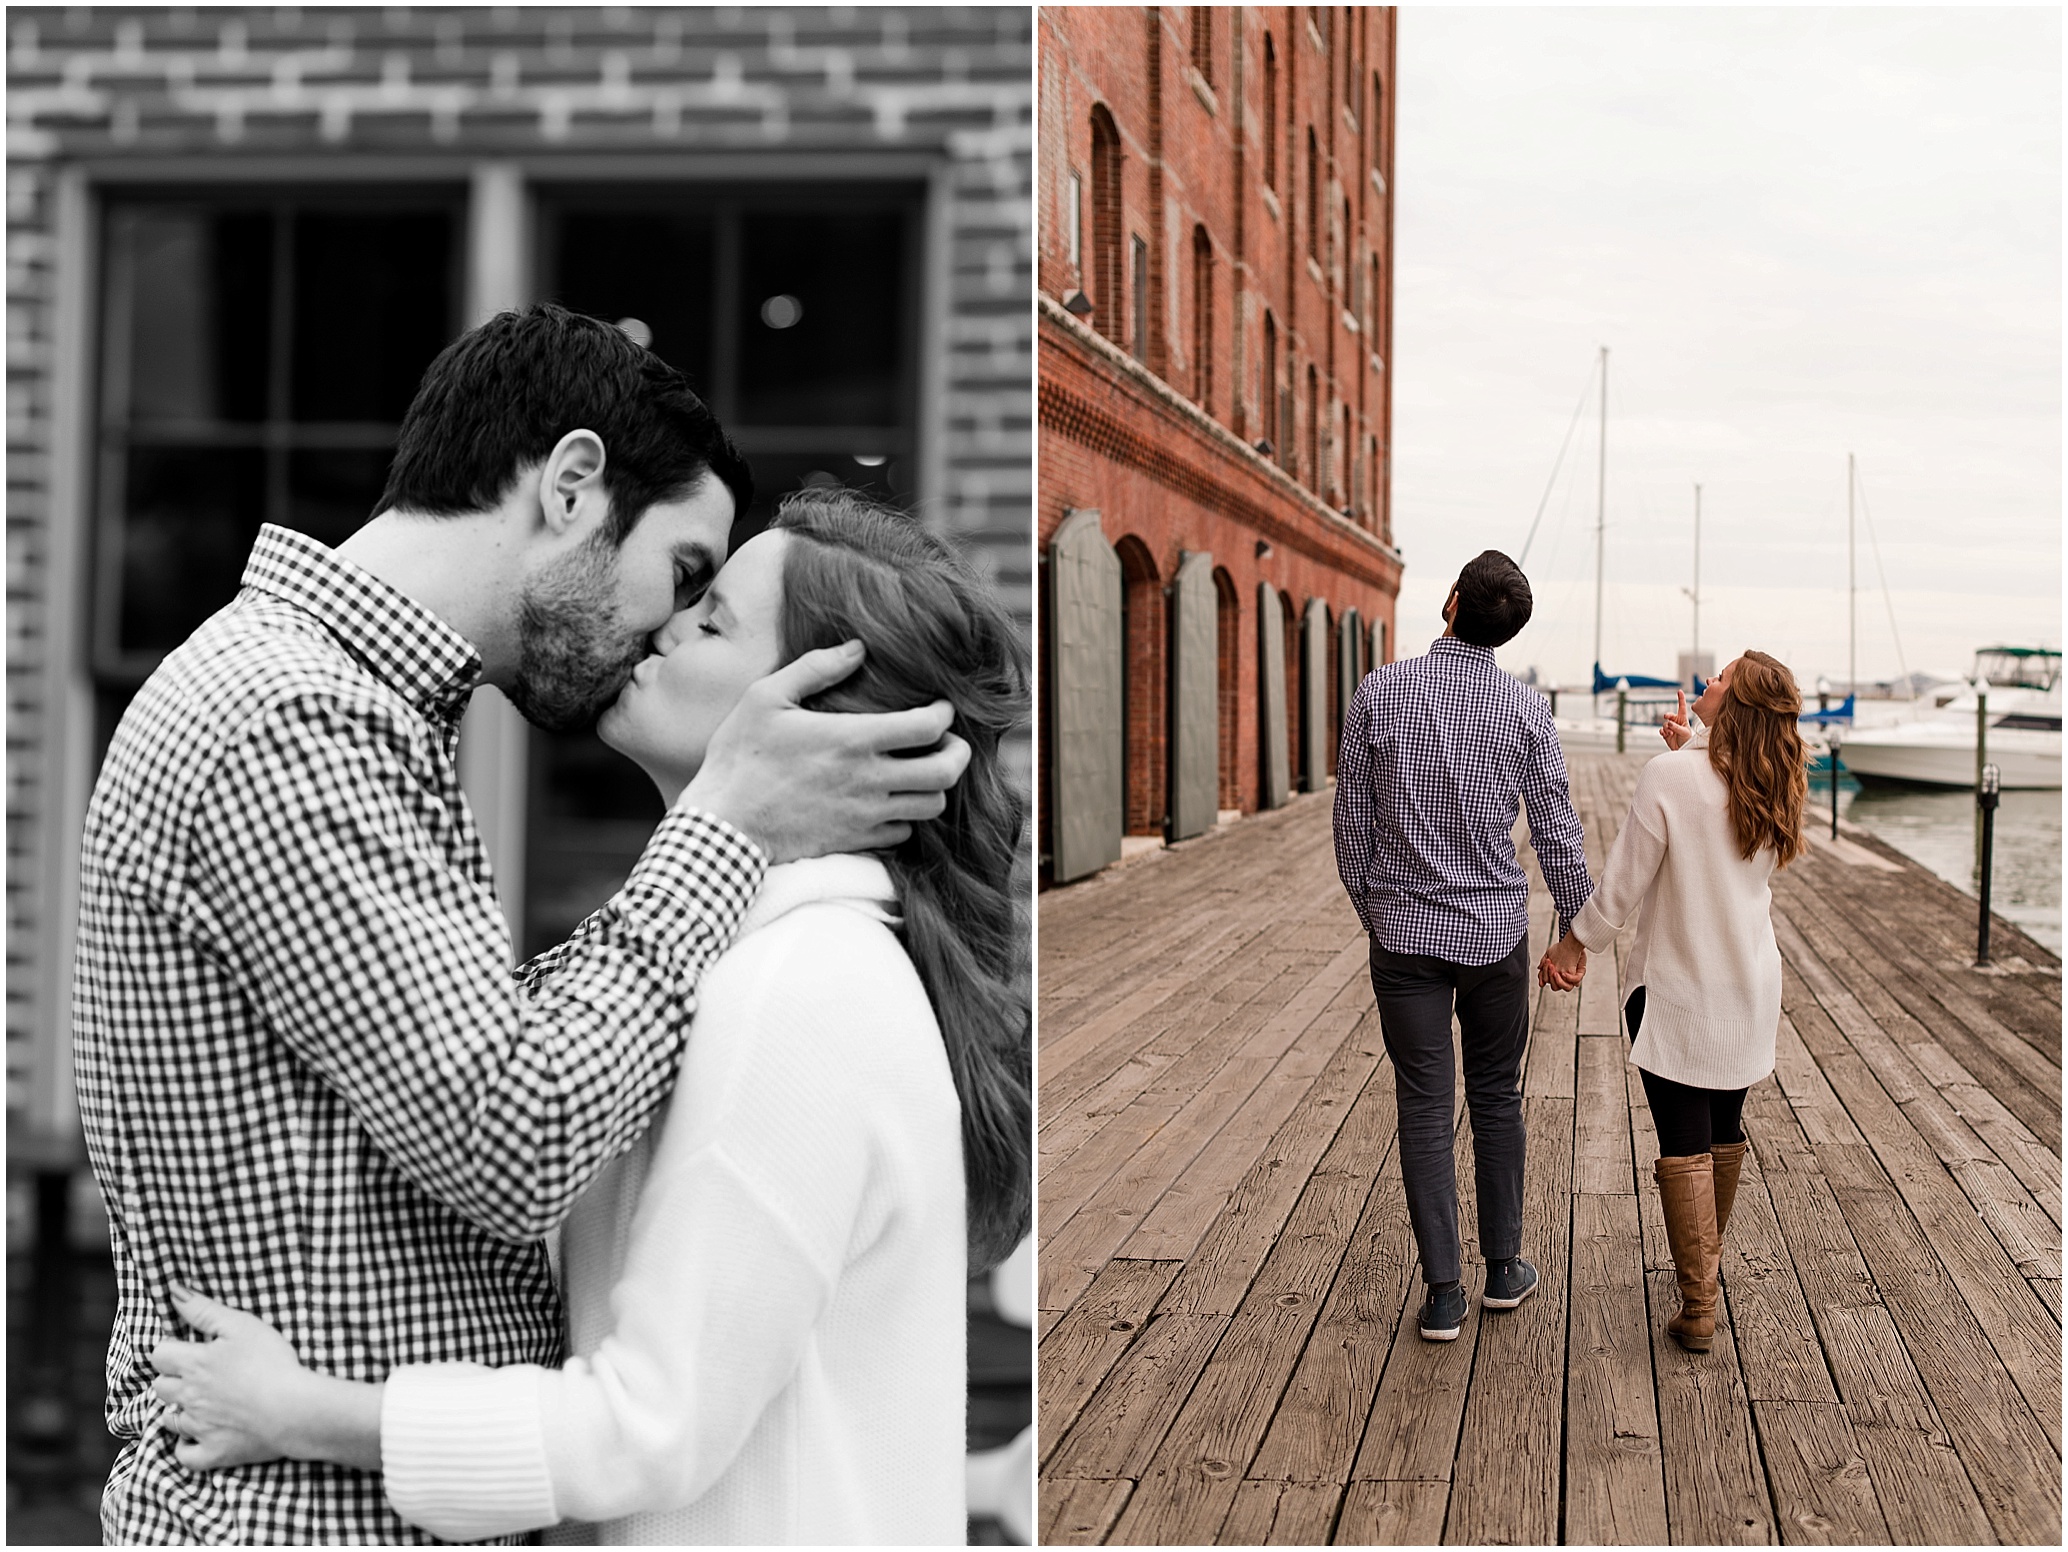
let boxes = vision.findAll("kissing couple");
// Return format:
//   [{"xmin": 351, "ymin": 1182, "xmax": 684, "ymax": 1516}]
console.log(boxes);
[{"xmin": 74, "ymin": 304, "xmax": 1031, "ymax": 1544}]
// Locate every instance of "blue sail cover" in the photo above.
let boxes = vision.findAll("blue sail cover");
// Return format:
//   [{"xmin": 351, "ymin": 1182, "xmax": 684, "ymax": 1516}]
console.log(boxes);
[
  {"xmin": 1799, "ymin": 695, "xmax": 1855, "ymax": 725},
  {"xmin": 1591, "ymin": 662, "xmax": 1680, "ymax": 694}
]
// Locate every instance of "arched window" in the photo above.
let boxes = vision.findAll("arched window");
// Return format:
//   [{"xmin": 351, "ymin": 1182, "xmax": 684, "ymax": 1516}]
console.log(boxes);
[
  {"xmin": 1346, "ymin": 12, "xmax": 1360, "ymax": 113},
  {"xmin": 1305, "ymin": 365, "xmax": 1319, "ymax": 489},
  {"xmin": 1189, "ymin": 7, "xmax": 1212, "ymax": 85},
  {"xmin": 1089, "ymin": 105, "xmax": 1123, "ymax": 344},
  {"xmin": 1261, "ymin": 35, "xmax": 1278, "ymax": 189},
  {"xmin": 1372, "ymin": 72, "xmax": 1385, "ymax": 174},
  {"xmin": 1261, "ymin": 311, "xmax": 1278, "ymax": 450},
  {"xmin": 1115, "ymin": 535, "xmax": 1165, "ymax": 837},
  {"xmin": 1190, "ymin": 225, "xmax": 1213, "ymax": 410},
  {"xmin": 1213, "ymin": 567, "xmax": 1240, "ymax": 809},
  {"xmin": 1305, "ymin": 128, "xmax": 1319, "ymax": 259}
]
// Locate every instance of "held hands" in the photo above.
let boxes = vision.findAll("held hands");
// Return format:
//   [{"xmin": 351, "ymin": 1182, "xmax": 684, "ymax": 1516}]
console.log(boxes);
[
  {"xmin": 150, "ymin": 1283, "xmax": 311, "ymax": 1471},
  {"xmin": 683, "ymin": 641, "xmax": 973, "ymax": 864},
  {"xmin": 1537, "ymin": 930, "xmax": 1587, "ymax": 991},
  {"xmin": 1660, "ymin": 690, "xmax": 1693, "ymax": 751}
]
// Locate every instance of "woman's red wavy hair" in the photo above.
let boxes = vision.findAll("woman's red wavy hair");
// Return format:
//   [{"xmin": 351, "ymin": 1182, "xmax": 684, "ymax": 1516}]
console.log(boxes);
[{"xmin": 1706, "ymin": 650, "xmax": 1809, "ymax": 869}]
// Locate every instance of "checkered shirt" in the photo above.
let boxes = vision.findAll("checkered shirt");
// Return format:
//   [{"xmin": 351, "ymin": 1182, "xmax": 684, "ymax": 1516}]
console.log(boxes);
[
  {"xmin": 73, "ymin": 525, "xmax": 765, "ymax": 1545},
  {"xmin": 1332, "ymin": 636, "xmax": 1593, "ymax": 966}
]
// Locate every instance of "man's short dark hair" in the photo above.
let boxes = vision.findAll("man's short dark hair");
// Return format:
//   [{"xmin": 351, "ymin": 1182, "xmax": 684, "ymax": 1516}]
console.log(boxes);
[
  {"xmin": 378, "ymin": 303, "xmax": 752, "ymax": 543},
  {"xmin": 1449, "ymin": 549, "xmax": 1533, "ymax": 648}
]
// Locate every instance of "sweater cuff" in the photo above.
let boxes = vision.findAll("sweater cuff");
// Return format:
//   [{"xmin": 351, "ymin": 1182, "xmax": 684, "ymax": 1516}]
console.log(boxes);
[
  {"xmin": 1568, "ymin": 897, "xmax": 1613, "ymax": 954},
  {"xmin": 382, "ymin": 1363, "xmax": 559, "ymax": 1542}
]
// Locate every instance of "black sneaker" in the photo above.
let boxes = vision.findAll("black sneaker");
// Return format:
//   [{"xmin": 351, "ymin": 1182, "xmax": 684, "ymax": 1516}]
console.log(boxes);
[
  {"xmin": 1481, "ymin": 1256, "xmax": 1540, "ymax": 1310},
  {"xmin": 1418, "ymin": 1281, "xmax": 1467, "ymax": 1341}
]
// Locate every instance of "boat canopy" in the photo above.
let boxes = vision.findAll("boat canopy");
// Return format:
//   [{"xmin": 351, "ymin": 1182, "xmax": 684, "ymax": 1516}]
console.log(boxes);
[{"xmin": 1974, "ymin": 646, "xmax": 2060, "ymax": 692}]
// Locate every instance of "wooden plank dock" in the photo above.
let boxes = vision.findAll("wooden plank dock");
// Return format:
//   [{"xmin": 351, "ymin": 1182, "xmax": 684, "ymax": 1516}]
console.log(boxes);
[{"xmin": 1036, "ymin": 750, "xmax": 2062, "ymax": 1545}]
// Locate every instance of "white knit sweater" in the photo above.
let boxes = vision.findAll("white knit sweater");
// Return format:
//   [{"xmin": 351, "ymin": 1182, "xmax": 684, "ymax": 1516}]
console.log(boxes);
[
  {"xmin": 1568, "ymin": 732, "xmax": 1784, "ymax": 1091},
  {"xmin": 378, "ymin": 855, "xmax": 969, "ymax": 1544}
]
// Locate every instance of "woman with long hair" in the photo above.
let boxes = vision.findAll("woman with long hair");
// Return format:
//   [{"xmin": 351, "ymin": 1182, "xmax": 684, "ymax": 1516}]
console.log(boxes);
[
  {"xmin": 145, "ymin": 489, "xmax": 1031, "ymax": 1543},
  {"xmin": 1542, "ymin": 651, "xmax": 1807, "ymax": 1352}
]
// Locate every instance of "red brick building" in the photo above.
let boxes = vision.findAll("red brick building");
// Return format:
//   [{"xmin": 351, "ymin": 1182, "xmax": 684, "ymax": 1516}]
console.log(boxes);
[{"xmin": 1038, "ymin": 5, "xmax": 1401, "ymax": 884}]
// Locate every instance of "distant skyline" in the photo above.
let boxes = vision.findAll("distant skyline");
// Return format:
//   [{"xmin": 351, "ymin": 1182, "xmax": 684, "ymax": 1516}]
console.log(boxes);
[{"xmin": 1392, "ymin": 6, "xmax": 2061, "ymax": 689}]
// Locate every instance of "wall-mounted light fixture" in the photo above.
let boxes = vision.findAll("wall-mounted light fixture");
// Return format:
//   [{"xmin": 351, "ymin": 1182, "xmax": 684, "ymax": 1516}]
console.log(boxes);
[
  {"xmin": 1255, "ymin": 539, "xmax": 1273, "ymax": 560},
  {"xmin": 1062, "ymin": 289, "xmax": 1093, "ymax": 316}
]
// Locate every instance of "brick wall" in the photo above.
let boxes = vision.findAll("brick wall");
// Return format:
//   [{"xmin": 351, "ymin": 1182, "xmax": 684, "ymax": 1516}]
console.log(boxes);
[
  {"xmin": 1039, "ymin": 5, "xmax": 1393, "ymax": 539},
  {"xmin": 6, "ymin": 4, "xmax": 1031, "ymax": 1136},
  {"xmin": 1036, "ymin": 7, "xmax": 1399, "ymax": 878}
]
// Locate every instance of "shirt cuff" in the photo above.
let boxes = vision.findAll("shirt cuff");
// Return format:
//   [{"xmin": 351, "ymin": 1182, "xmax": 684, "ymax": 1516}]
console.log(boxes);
[
  {"xmin": 382, "ymin": 1363, "xmax": 559, "ymax": 1542},
  {"xmin": 614, "ymin": 806, "xmax": 767, "ymax": 968}
]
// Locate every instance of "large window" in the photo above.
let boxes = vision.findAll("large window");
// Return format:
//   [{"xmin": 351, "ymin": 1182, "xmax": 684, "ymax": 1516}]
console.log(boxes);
[
  {"xmin": 1262, "ymin": 35, "xmax": 1278, "ymax": 189},
  {"xmin": 522, "ymin": 183, "xmax": 924, "ymax": 956},
  {"xmin": 1089, "ymin": 106, "xmax": 1124, "ymax": 344},
  {"xmin": 91, "ymin": 188, "xmax": 465, "ymax": 746}
]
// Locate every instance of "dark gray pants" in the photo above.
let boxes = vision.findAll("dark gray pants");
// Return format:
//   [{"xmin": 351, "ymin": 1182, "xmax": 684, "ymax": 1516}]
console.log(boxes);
[{"xmin": 1367, "ymin": 934, "xmax": 1532, "ymax": 1285}]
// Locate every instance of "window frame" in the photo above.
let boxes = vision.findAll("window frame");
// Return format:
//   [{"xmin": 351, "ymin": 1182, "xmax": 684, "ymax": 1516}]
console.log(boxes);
[{"xmin": 88, "ymin": 182, "xmax": 470, "ymax": 688}]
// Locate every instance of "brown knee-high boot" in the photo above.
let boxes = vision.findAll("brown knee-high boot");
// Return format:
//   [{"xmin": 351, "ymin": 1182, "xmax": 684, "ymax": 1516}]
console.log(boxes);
[
  {"xmin": 1654, "ymin": 1154, "xmax": 1720, "ymax": 1352},
  {"xmin": 1710, "ymin": 1139, "xmax": 1749, "ymax": 1241}
]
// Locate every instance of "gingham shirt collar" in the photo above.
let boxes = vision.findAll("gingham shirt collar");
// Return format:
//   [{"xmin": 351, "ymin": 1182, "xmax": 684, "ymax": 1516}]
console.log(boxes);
[{"xmin": 240, "ymin": 523, "xmax": 482, "ymax": 722}]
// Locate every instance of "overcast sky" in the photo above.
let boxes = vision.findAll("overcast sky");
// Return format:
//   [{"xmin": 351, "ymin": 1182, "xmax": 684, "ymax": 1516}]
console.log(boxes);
[{"xmin": 1392, "ymin": 6, "xmax": 2061, "ymax": 691}]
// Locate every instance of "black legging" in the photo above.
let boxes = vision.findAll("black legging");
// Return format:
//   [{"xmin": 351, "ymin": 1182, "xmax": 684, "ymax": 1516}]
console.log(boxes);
[{"xmin": 1626, "ymin": 988, "xmax": 1746, "ymax": 1158}]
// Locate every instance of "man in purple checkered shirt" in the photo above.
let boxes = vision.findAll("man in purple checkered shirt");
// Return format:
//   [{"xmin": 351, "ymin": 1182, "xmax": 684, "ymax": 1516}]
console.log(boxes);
[
  {"xmin": 73, "ymin": 306, "xmax": 968, "ymax": 1543},
  {"xmin": 1333, "ymin": 550, "xmax": 1594, "ymax": 1343}
]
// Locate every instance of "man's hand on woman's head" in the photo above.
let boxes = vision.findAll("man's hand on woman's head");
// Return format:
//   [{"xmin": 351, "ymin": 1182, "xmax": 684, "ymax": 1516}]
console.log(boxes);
[{"xmin": 683, "ymin": 640, "xmax": 973, "ymax": 864}]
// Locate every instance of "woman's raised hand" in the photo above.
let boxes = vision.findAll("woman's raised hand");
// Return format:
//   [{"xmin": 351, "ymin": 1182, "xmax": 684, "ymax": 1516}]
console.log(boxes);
[
  {"xmin": 1660, "ymin": 689, "xmax": 1693, "ymax": 750},
  {"xmin": 149, "ymin": 1284, "xmax": 313, "ymax": 1471}
]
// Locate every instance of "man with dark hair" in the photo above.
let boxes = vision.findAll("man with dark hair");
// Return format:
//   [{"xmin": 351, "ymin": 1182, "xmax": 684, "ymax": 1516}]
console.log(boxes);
[
  {"xmin": 73, "ymin": 304, "xmax": 969, "ymax": 1542},
  {"xmin": 1333, "ymin": 548, "xmax": 1594, "ymax": 1343}
]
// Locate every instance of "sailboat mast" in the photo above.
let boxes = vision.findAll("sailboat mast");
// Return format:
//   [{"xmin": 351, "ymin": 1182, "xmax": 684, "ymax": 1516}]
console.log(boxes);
[
  {"xmin": 1594, "ymin": 346, "xmax": 1607, "ymax": 676},
  {"xmin": 1692, "ymin": 483, "xmax": 1701, "ymax": 671},
  {"xmin": 1847, "ymin": 452, "xmax": 1856, "ymax": 702}
]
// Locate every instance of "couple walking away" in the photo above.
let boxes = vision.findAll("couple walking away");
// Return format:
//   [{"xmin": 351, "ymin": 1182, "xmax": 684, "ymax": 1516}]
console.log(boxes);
[
  {"xmin": 1334, "ymin": 550, "xmax": 1809, "ymax": 1347},
  {"xmin": 75, "ymin": 304, "xmax": 1032, "ymax": 1544}
]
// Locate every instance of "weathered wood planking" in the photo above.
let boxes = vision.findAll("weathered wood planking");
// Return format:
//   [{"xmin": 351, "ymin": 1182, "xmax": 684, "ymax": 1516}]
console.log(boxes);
[{"xmin": 1036, "ymin": 753, "xmax": 2061, "ymax": 1545}]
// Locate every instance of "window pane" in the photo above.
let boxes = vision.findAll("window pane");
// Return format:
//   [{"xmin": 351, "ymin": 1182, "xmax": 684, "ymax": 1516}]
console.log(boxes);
[
  {"xmin": 287, "ymin": 447, "xmax": 392, "ymax": 548},
  {"xmin": 725, "ymin": 450, "xmax": 909, "ymax": 550},
  {"xmin": 737, "ymin": 209, "xmax": 907, "ymax": 426},
  {"xmin": 548, "ymin": 212, "xmax": 716, "ymax": 391},
  {"xmin": 521, "ymin": 730, "xmax": 665, "ymax": 959},
  {"xmin": 119, "ymin": 207, "xmax": 271, "ymax": 425},
  {"xmin": 115, "ymin": 446, "xmax": 267, "ymax": 655},
  {"xmin": 290, "ymin": 209, "xmax": 457, "ymax": 423}
]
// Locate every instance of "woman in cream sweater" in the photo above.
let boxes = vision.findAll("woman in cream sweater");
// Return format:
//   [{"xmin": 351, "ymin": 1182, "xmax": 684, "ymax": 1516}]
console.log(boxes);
[
  {"xmin": 146, "ymin": 492, "xmax": 1031, "ymax": 1543},
  {"xmin": 1543, "ymin": 651, "xmax": 1808, "ymax": 1353}
]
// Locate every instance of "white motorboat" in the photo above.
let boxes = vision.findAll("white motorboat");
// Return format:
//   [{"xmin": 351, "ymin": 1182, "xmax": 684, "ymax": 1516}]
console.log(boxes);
[{"xmin": 1836, "ymin": 648, "xmax": 2061, "ymax": 790}]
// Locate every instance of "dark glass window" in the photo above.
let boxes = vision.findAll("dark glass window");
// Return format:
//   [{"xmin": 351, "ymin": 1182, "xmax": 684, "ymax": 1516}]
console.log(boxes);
[
  {"xmin": 93, "ymin": 192, "xmax": 464, "ymax": 691},
  {"xmin": 524, "ymin": 184, "xmax": 925, "ymax": 957}
]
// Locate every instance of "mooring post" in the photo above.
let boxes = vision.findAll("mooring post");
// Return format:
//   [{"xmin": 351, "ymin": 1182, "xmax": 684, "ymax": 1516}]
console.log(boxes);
[
  {"xmin": 1828, "ymin": 730, "xmax": 1843, "ymax": 842},
  {"xmin": 1977, "ymin": 762, "xmax": 2000, "ymax": 965},
  {"xmin": 1615, "ymin": 678, "xmax": 1629, "ymax": 754}
]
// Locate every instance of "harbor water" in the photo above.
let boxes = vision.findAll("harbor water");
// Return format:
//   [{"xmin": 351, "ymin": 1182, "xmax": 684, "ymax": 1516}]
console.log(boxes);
[{"xmin": 1837, "ymin": 782, "xmax": 2062, "ymax": 954}]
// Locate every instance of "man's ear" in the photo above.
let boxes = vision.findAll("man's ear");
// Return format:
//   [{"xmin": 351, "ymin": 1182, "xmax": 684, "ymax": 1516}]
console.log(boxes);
[
  {"xmin": 536, "ymin": 429, "xmax": 608, "ymax": 537},
  {"xmin": 1442, "ymin": 588, "xmax": 1458, "ymax": 624}
]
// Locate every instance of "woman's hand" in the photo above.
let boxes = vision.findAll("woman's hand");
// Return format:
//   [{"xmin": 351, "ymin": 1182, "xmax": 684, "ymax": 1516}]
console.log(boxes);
[
  {"xmin": 1660, "ymin": 689, "xmax": 1693, "ymax": 750},
  {"xmin": 1538, "ymin": 931, "xmax": 1587, "ymax": 991},
  {"xmin": 150, "ymin": 1283, "xmax": 315, "ymax": 1471}
]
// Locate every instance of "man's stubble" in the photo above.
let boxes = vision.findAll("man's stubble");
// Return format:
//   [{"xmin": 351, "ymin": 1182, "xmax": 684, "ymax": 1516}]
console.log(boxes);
[{"xmin": 507, "ymin": 525, "xmax": 650, "ymax": 735}]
